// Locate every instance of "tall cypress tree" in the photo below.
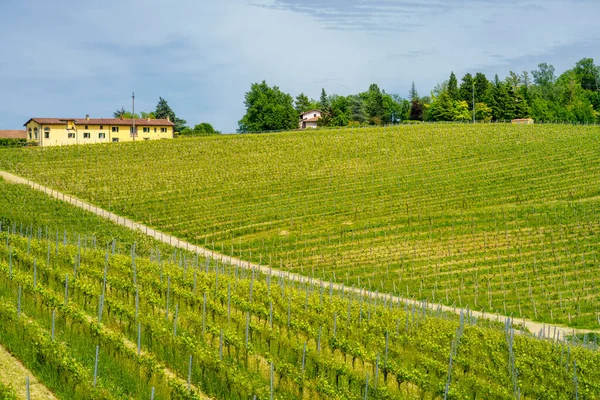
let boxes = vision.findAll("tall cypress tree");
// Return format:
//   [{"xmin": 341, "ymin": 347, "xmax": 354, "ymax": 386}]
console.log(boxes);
[
  {"xmin": 448, "ymin": 72, "xmax": 459, "ymax": 101},
  {"xmin": 459, "ymin": 73, "xmax": 474, "ymax": 108}
]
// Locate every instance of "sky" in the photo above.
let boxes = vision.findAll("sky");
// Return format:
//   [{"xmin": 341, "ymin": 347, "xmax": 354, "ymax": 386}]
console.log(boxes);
[{"xmin": 1, "ymin": 0, "xmax": 599, "ymax": 132}]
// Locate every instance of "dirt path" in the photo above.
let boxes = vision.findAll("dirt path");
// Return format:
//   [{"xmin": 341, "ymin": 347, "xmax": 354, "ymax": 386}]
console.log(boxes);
[
  {"xmin": 2, "ymin": 170, "xmax": 598, "ymax": 342},
  {"xmin": 0, "ymin": 343, "xmax": 57, "ymax": 400}
]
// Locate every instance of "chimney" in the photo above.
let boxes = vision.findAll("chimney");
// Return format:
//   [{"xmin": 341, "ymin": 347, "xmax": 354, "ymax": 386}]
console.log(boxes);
[
  {"xmin": 86, "ymin": 114, "xmax": 90, "ymax": 121},
  {"xmin": 147, "ymin": 117, "xmax": 150, "ymax": 122},
  {"xmin": 167, "ymin": 116, "xmax": 170, "ymax": 122}
]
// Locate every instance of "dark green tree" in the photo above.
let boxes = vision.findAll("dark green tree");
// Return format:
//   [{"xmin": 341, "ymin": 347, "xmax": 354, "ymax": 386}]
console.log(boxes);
[
  {"xmin": 366, "ymin": 84, "xmax": 385, "ymax": 125},
  {"xmin": 427, "ymin": 91, "xmax": 454, "ymax": 121},
  {"xmin": 237, "ymin": 81, "xmax": 297, "ymax": 132},
  {"xmin": 409, "ymin": 99, "xmax": 424, "ymax": 121},
  {"xmin": 155, "ymin": 97, "xmax": 187, "ymax": 132},
  {"xmin": 347, "ymin": 95, "xmax": 367, "ymax": 123},
  {"xmin": 294, "ymin": 93, "xmax": 312, "ymax": 114},
  {"xmin": 319, "ymin": 89, "xmax": 329, "ymax": 111},
  {"xmin": 192, "ymin": 123, "xmax": 217, "ymax": 135},
  {"xmin": 409, "ymin": 81, "xmax": 419, "ymax": 101},
  {"xmin": 573, "ymin": 58, "xmax": 599, "ymax": 91},
  {"xmin": 448, "ymin": 72, "xmax": 459, "ymax": 101},
  {"xmin": 473, "ymin": 73, "xmax": 489, "ymax": 104},
  {"xmin": 459, "ymin": 73, "xmax": 474, "ymax": 109}
]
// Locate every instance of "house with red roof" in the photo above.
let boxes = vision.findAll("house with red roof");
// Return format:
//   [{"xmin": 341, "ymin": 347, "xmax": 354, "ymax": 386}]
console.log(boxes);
[
  {"xmin": 24, "ymin": 114, "xmax": 175, "ymax": 146},
  {"xmin": 299, "ymin": 110, "xmax": 322, "ymax": 129}
]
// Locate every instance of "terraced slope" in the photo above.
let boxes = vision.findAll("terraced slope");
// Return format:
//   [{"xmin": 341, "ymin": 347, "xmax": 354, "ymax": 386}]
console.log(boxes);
[{"xmin": 2, "ymin": 124, "xmax": 600, "ymax": 329}]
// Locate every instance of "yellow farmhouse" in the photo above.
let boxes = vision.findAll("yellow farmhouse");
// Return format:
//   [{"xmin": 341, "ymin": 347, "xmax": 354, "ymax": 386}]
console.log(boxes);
[{"xmin": 24, "ymin": 115, "xmax": 175, "ymax": 147}]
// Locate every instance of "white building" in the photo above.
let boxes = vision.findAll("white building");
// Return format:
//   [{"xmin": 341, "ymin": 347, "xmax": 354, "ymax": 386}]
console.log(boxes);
[{"xmin": 299, "ymin": 110, "xmax": 322, "ymax": 129}]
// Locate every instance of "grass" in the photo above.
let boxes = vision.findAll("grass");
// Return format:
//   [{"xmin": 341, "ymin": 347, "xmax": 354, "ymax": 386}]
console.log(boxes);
[{"xmin": 1, "ymin": 124, "xmax": 600, "ymax": 329}]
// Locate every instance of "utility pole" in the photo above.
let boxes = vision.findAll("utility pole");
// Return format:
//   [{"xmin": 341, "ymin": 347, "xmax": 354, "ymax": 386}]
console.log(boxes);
[
  {"xmin": 472, "ymin": 83, "xmax": 475, "ymax": 123},
  {"xmin": 132, "ymin": 92, "xmax": 136, "ymax": 140}
]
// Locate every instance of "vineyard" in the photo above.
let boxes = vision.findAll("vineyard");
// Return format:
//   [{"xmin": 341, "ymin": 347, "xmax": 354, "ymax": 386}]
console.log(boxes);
[
  {"xmin": 1, "ymin": 223, "xmax": 600, "ymax": 399},
  {"xmin": 2, "ymin": 124, "xmax": 600, "ymax": 330}
]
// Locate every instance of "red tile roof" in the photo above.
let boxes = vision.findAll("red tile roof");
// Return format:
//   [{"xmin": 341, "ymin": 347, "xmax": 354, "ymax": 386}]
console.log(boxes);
[
  {"xmin": 25, "ymin": 117, "xmax": 175, "ymax": 126},
  {"xmin": 0, "ymin": 130, "xmax": 27, "ymax": 139}
]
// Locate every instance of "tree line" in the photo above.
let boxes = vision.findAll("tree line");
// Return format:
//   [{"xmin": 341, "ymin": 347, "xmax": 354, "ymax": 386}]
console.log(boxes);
[
  {"xmin": 238, "ymin": 58, "xmax": 600, "ymax": 132},
  {"xmin": 114, "ymin": 97, "xmax": 220, "ymax": 135}
]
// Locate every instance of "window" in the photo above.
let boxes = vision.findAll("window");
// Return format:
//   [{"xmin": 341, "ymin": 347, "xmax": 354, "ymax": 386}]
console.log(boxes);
[
  {"xmin": 99, "ymin": 133, "xmax": 106, "ymax": 139},
  {"xmin": 68, "ymin": 133, "xmax": 75, "ymax": 139},
  {"xmin": 44, "ymin": 132, "xmax": 50, "ymax": 139},
  {"xmin": 83, "ymin": 132, "xmax": 91, "ymax": 139},
  {"xmin": 154, "ymin": 127, "xmax": 157, "ymax": 132},
  {"xmin": 161, "ymin": 127, "xmax": 167, "ymax": 133},
  {"xmin": 112, "ymin": 138, "xmax": 119, "ymax": 143},
  {"xmin": 143, "ymin": 127, "xmax": 150, "ymax": 133},
  {"xmin": 314, "ymin": 114, "xmax": 317, "ymax": 117},
  {"xmin": 112, "ymin": 127, "xmax": 119, "ymax": 132},
  {"xmin": 99, "ymin": 125, "xmax": 103, "ymax": 130},
  {"xmin": 85, "ymin": 125, "xmax": 89, "ymax": 130},
  {"xmin": 144, "ymin": 137, "xmax": 150, "ymax": 140},
  {"xmin": 34, "ymin": 128, "xmax": 38, "ymax": 139},
  {"xmin": 28, "ymin": 128, "xmax": 32, "ymax": 139}
]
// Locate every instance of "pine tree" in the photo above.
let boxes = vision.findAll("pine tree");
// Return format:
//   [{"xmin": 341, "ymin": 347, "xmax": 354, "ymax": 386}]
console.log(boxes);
[
  {"xmin": 295, "ymin": 93, "xmax": 312, "ymax": 114},
  {"xmin": 448, "ymin": 72, "xmax": 459, "ymax": 101},
  {"xmin": 409, "ymin": 82, "xmax": 419, "ymax": 101},
  {"xmin": 319, "ymin": 89, "xmax": 329, "ymax": 111},
  {"xmin": 459, "ymin": 73, "xmax": 474, "ymax": 109}
]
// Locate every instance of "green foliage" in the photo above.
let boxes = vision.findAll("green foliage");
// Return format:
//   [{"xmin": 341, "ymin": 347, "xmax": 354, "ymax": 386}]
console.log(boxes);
[
  {"xmin": 409, "ymin": 99, "xmax": 424, "ymax": 121},
  {"xmin": 155, "ymin": 97, "xmax": 187, "ymax": 133},
  {"xmin": 0, "ymin": 381, "xmax": 16, "ymax": 400},
  {"xmin": 459, "ymin": 73, "xmax": 474, "ymax": 109},
  {"xmin": 294, "ymin": 93, "xmax": 312, "ymax": 115},
  {"xmin": 193, "ymin": 123, "xmax": 217, "ymax": 135},
  {"xmin": 448, "ymin": 72, "xmax": 459, "ymax": 101},
  {"xmin": 364, "ymin": 84, "xmax": 385, "ymax": 125},
  {"xmin": 4, "ymin": 124, "xmax": 600, "ymax": 330},
  {"xmin": 237, "ymin": 81, "xmax": 297, "ymax": 132},
  {"xmin": 0, "ymin": 139, "xmax": 29, "ymax": 148}
]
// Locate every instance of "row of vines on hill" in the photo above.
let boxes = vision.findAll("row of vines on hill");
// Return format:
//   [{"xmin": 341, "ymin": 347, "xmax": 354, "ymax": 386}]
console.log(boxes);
[
  {"xmin": 1, "ymin": 225, "xmax": 599, "ymax": 399},
  {"xmin": 2, "ymin": 124, "xmax": 599, "ymax": 328}
]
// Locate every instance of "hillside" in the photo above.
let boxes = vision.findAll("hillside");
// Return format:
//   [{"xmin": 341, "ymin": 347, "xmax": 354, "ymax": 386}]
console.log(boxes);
[
  {"xmin": 2, "ymin": 123, "xmax": 600, "ymax": 329},
  {"xmin": 0, "ymin": 197, "xmax": 599, "ymax": 398}
]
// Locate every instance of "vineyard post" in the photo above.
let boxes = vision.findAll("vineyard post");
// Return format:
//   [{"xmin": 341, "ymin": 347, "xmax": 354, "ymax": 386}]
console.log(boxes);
[
  {"xmin": 202, "ymin": 292, "xmax": 206, "ymax": 338},
  {"xmin": 93, "ymin": 345, "xmax": 99, "ymax": 387},
  {"xmin": 9, "ymin": 246, "xmax": 12, "ymax": 278},
  {"xmin": 17, "ymin": 285, "xmax": 21, "ymax": 317},
  {"xmin": 219, "ymin": 329, "xmax": 223, "ymax": 361},
  {"xmin": 302, "ymin": 342, "xmax": 306, "ymax": 372},
  {"xmin": 270, "ymin": 361, "xmax": 274, "ymax": 400},
  {"xmin": 33, "ymin": 258, "xmax": 37, "ymax": 289},
  {"xmin": 52, "ymin": 309, "xmax": 56, "ymax": 340},
  {"xmin": 245, "ymin": 312, "xmax": 250, "ymax": 351},
  {"xmin": 364, "ymin": 373, "xmax": 369, "ymax": 400},
  {"xmin": 26, "ymin": 376, "xmax": 30, "ymax": 400},
  {"xmin": 165, "ymin": 276, "xmax": 170, "ymax": 320},
  {"xmin": 188, "ymin": 355, "xmax": 193, "ymax": 390},
  {"xmin": 138, "ymin": 322, "xmax": 141, "ymax": 355},
  {"xmin": 173, "ymin": 304, "xmax": 178, "ymax": 337},
  {"xmin": 374, "ymin": 354, "xmax": 379, "ymax": 390},
  {"xmin": 150, "ymin": 387, "xmax": 155, "ymax": 400},
  {"xmin": 64, "ymin": 274, "xmax": 69, "ymax": 305}
]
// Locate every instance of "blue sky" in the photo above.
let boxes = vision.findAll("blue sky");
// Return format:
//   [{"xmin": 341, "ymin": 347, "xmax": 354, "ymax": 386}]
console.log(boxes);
[{"xmin": 1, "ymin": 0, "xmax": 599, "ymax": 132}]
